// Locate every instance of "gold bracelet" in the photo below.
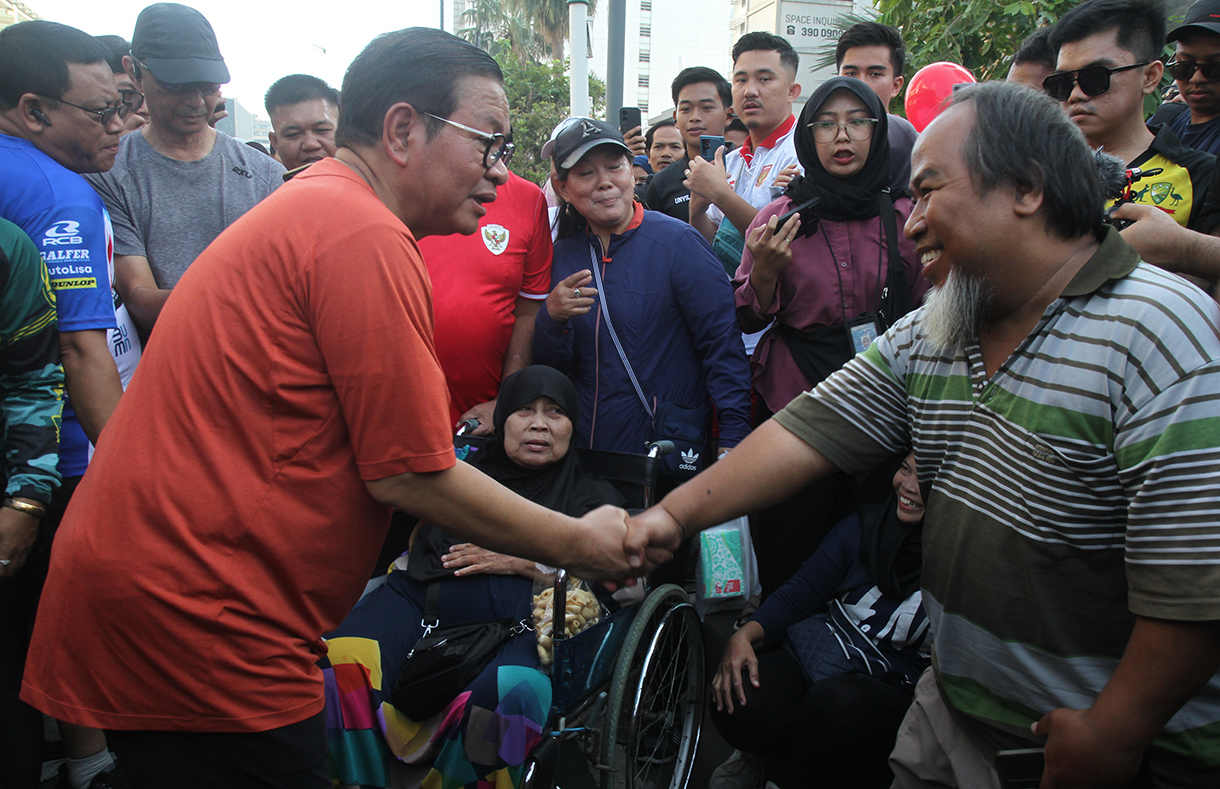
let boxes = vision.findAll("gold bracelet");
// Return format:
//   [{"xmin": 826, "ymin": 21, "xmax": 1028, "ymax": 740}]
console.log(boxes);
[{"xmin": 3, "ymin": 498, "xmax": 46, "ymax": 518}]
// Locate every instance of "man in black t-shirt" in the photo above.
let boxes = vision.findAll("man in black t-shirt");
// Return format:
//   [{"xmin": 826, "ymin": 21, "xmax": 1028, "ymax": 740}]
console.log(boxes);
[
  {"xmin": 1148, "ymin": 0, "xmax": 1220, "ymax": 156},
  {"xmin": 645, "ymin": 67, "xmax": 733, "ymax": 222}
]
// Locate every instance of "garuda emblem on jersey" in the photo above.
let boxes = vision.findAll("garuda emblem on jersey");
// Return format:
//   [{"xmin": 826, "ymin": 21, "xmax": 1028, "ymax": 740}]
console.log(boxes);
[{"xmin": 482, "ymin": 224, "xmax": 509, "ymax": 256}]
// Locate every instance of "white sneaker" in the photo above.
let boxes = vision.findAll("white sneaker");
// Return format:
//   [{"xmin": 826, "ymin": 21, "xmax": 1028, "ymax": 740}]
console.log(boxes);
[{"xmin": 709, "ymin": 749, "xmax": 765, "ymax": 789}]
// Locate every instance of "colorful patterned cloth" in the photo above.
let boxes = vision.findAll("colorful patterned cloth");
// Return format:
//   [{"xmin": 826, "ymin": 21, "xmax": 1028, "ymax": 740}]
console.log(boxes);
[{"xmin": 322, "ymin": 569, "xmax": 551, "ymax": 788}]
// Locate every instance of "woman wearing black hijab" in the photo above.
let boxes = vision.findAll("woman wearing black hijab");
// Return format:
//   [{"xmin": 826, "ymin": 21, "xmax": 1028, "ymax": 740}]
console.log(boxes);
[
  {"xmin": 321, "ymin": 366, "xmax": 622, "ymax": 789},
  {"xmin": 709, "ymin": 451, "xmax": 930, "ymax": 789},
  {"xmin": 732, "ymin": 77, "xmax": 929, "ymax": 596},
  {"xmin": 734, "ymin": 76, "xmax": 927, "ymax": 416}
]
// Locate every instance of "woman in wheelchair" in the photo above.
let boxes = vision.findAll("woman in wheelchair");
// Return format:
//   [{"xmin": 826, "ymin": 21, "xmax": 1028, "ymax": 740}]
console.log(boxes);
[
  {"xmin": 321, "ymin": 366, "xmax": 623, "ymax": 788},
  {"xmin": 709, "ymin": 451, "xmax": 930, "ymax": 789}
]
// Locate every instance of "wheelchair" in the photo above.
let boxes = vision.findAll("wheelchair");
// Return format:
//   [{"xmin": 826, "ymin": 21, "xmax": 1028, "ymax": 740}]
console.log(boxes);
[{"xmin": 453, "ymin": 428, "xmax": 706, "ymax": 789}]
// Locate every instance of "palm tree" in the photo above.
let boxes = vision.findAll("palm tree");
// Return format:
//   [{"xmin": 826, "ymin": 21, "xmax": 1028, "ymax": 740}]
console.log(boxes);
[
  {"xmin": 458, "ymin": 0, "xmax": 548, "ymax": 62},
  {"xmin": 506, "ymin": 0, "xmax": 597, "ymax": 62}
]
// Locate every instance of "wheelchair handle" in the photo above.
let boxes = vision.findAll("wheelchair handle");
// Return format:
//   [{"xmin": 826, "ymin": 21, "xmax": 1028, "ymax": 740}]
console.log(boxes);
[
  {"xmin": 552, "ymin": 569, "xmax": 569, "ymax": 644},
  {"xmin": 646, "ymin": 440, "xmax": 674, "ymax": 458},
  {"xmin": 455, "ymin": 418, "xmax": 480, "ymax": 436}
]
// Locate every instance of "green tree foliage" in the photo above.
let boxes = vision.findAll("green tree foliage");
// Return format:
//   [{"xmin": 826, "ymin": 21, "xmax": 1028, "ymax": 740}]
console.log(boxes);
[
  {"xmin": 873, "ymin": 2, "xmax": 1178, "ymax": 117},
  {"xmin": 874, "ymin": 0, "xmax": 1079, "ymax": 82},
  {"xmin": 459, "ymin": 0, "xmax": 550, "ymax": 62},
  {"xmin": 506, "ymin": 0, "xmax": 598, "ymax": 62},
  {"xmin": 460, "ymin": 0, "xmax": 598, "ymax": 64},
  {"xmin": 497, "ymin": 53, "xmax": 607, "ymax": 186}
]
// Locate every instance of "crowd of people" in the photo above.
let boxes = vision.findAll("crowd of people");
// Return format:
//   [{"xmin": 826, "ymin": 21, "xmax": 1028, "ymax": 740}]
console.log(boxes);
[{"xmin": 0, "ymin": 0, "xmax": 1219, "ymax": 787}]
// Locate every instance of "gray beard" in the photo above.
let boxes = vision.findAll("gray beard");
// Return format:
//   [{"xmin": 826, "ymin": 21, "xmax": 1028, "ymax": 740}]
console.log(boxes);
[{"xmin": 922, "ymin": 269, "xmax": 993, "ymax": 352}]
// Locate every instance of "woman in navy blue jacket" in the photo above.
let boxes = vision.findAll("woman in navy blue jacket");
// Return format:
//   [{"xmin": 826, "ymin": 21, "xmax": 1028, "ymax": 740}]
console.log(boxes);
[{"xmin": 533, "ymin": 118, "xmax": 751, "ymax": 456}]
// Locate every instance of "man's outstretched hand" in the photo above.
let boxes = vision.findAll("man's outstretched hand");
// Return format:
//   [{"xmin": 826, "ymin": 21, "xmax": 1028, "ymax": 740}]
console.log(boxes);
[{"xmin": 624, "ymin": 505, "xmax": 684, "ymax": 570}]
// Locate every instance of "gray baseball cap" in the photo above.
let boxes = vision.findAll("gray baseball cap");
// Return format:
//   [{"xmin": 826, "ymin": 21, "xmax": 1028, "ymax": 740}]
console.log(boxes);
[
  {"xmin": 549, "ymin": 118, "xmax": 631, "ymax": 171},
  {"xmin": 131, "ymin": 3, "xmax": 229, "ymax": 84}
]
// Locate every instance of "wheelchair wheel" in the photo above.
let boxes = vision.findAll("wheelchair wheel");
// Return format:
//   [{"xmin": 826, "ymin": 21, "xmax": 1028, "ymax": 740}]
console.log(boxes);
[{"xmin": 599, "ymin": 584, "xmax": 704, "ymax": 789}]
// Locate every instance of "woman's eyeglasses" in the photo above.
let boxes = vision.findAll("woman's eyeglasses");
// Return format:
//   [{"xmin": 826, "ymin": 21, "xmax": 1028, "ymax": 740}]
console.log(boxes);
[
  {"xmin": 1165, "ymin": 60, "xmax": 1220, "ymax": 82},
  {"xmin": 1042, "ymin": 62, "xmax": 1149, "ymax": 102},
  {"xmin": 807, "ymin": 117, "xmax": 878, "ymax": 144}
]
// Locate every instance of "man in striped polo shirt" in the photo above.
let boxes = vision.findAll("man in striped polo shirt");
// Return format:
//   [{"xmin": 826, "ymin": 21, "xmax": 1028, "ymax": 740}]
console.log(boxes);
[{"xmin": 628, "ymin": 81, "xmax": 1220, "ymax": 788}]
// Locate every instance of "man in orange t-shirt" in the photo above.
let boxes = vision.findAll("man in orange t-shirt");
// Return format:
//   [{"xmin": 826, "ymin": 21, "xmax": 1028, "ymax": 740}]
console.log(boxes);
[{"xmin": 21, "ymin": 28, "xmax": 642, "ymax": 788}]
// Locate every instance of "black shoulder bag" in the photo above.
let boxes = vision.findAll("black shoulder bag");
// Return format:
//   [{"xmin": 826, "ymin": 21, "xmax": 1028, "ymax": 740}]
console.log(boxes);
[
  {"xmin": 778, "ymin": 189, "xmax": 913, "ymax": 390},
  {"xmin": 392, "ymin": 583, "xmax": 532, "ymax": 721}
]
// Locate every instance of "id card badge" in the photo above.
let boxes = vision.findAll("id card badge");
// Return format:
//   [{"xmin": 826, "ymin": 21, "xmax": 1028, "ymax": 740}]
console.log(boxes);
[{"xmin": 847, "ymin": 315, "xmax": 878, "ymax": 354}]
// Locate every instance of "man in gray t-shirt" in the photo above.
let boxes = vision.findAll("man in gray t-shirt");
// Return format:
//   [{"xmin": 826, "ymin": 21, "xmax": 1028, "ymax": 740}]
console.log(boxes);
[
  {"xmin": 87, "ymin": 3, "xmax": 283, "ymax": 333},
  {"xmin": 89, "ymin": 130, "xmax": 282, "ymax": 291}
]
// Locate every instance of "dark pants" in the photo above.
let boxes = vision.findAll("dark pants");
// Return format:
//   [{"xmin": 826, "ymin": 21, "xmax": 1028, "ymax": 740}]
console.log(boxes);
[
  {"xmin": 0, "ymin": 476, "xmax": 78, "ymax": 789},
  {"xmin": 710, "ymin": 648, "xmax": 914, "ymax": 789},
  {"xmin": 106, "ymin": 710, "xmax": 328, "ymax": 789},
  {"xmin": 750, "ymin": 400, "xmax": 860, "ymax": 598}
]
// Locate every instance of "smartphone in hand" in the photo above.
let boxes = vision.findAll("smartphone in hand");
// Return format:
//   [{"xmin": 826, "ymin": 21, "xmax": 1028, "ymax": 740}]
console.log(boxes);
[
  {"xmin": 774, "ymin": 195, "xmax": 821, "ymax": 232},
  {"xmin": 619, "ymin": 107, "xmax": 642, "ymax": 135},
  {"xmin": 699, "ymin": 135, "xmax": 725, "ymax": 161},
  {"xmin": 994, "ymin": 748, "xmax": 1044, "ymax": 789}
]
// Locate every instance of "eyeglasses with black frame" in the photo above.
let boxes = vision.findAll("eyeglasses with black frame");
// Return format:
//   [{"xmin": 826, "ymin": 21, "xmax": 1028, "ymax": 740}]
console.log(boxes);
[
  {"xmin": 1042, "ymin": 62, "xmax": 1150, "ymax": 102},
  {"xmin": 1165, "ymin": 60, "xmax": 1220, "ymax": 82},
  {"xmin": 424, "ymin": 112, "xmax": 514, "ymax": 169},
  {"xmin": 119, "ymin": 89, "xmax": 145, "ymax": 114},
  {"xmin": 807, "ymin": 117, "xmax": 879, "ymax": 144},
  {"xmin": 36, "ymin": 94, "xmax": 137, "ymax": 126}
]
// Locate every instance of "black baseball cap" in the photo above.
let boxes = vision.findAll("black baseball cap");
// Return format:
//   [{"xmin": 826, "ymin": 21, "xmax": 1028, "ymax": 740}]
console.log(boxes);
[
  {"xmin": 1168, "ymin": 0, "xmax": 1220, "ymax": 42},
  {"xmin": 131, "ymin": 3, "xmax": 229, "ymax": 84},
  {"xmin": 550, "ymin": 118, "xmax": 632, "ymax": 170}
]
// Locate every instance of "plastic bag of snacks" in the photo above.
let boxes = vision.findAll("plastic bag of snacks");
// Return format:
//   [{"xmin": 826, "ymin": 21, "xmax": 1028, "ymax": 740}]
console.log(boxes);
[{"xmin": 531, "ymin": 570, "xmax": 602, "ymax": 668}]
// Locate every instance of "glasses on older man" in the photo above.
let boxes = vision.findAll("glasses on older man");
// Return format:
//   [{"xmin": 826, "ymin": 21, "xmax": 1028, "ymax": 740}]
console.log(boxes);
[
  {"xmin": 807, "ymin": 117, "xmax": 878, "ymax": 144},
  {"xmin": 1165, "ymin": 60, "xmax": 1220, "ymax": 82},
  {"xmin": 36, "ymin": 94, "xmax": 139, "ymax": 126},
  {"xmin": 1042, "ymin": 62, "xmax": 1149, "ymax": 102},
  {"xmin": 424, "ymin": 112, "xmax": 514, "ymax": 169}
]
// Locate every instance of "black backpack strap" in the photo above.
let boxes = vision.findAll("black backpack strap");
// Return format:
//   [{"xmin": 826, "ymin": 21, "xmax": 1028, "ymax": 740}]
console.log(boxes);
[{"xmin": 877, "ymin": 190, "xmax": 911, "ymax": 330}]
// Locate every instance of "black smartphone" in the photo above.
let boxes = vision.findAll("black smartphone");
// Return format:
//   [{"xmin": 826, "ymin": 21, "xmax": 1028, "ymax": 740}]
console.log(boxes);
[
  {"xmin": 994, "ymin": 748, "xmax": 1044, "ymax": 789},
  {"xmin": 775, "ymin": 195, "xmax": 820, "ymax": 232},
  {"xmin": 618, "ymin": 106, "xmax": 641, "ymax": 134},
  {"xmin": 699, "ymin": 135, "xmax": 725, "ymax": 161}
]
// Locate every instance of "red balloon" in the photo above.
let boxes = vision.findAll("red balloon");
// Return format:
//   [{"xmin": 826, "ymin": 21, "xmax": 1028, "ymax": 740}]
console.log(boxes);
[{"xmin": 904, "ymin": 62, "xmax": 977, "ymax": 132}]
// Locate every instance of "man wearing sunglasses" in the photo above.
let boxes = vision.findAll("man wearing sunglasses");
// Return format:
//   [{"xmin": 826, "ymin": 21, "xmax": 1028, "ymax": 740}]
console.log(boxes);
[
  {"xmin": 0, "ymin": 19, "xmax": 134, "ymax": 789},
  {"xmin": 1147, "ymin": 0, "xmax": 1220, "ymax": 156},
  {"xmin": 97, "ymin": 35, "xmax": 151, "ymax": 137},
  {"xmin": 87, "ymin": 3, "xmax": 284, "ymax": 337},
  {"xmin": 1049, "ymin": 0, "xmax": 1215, "ymax": 231}
]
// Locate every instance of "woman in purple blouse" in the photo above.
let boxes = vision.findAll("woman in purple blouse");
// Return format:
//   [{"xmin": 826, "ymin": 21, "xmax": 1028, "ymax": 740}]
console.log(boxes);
[{"xmin": 733, "ymin": 76, "xmax": 928, "ymax": 418}]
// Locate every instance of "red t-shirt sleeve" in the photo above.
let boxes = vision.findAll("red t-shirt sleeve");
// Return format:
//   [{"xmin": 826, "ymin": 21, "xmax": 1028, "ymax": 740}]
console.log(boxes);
[
  {"xmin": 520, "ymin": 187, "xmax": 553, "ymax": 298},
  {"xmin": 306, "ymin": 224, "xmax": 455, "ymax": 480}
]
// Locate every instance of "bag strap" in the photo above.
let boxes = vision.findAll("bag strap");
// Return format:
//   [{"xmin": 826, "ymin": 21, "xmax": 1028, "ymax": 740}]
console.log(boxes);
[
  {"xmin": 877, "ymin": 190, "xmax": 910, "ymax": 330},
  {"xmin": 588, "ymin": 246, "xmax": 654, "ymax": 422},
  {"xmin": 421, "ymin": 582, "xmax": 441, "ymax": 637}
]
